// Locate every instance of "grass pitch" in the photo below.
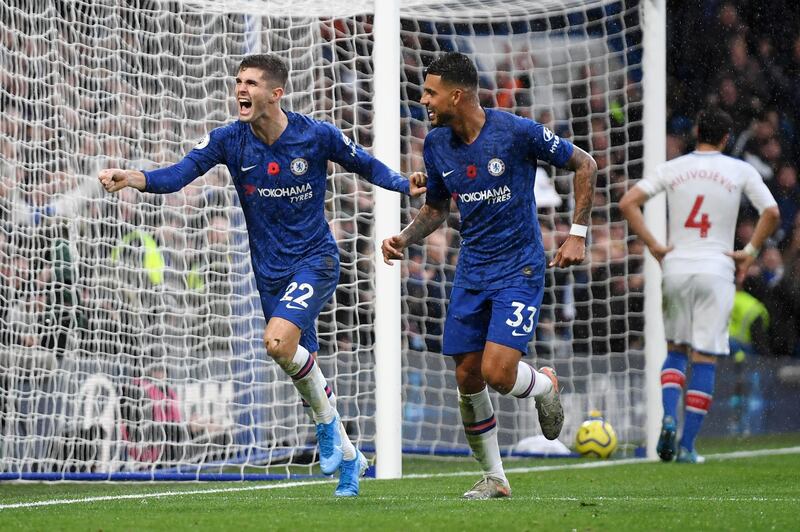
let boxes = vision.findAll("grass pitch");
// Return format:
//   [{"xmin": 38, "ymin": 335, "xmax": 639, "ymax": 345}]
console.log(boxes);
[{"xmin": 1, "ymin": 434, "xmax": 798, "ymax": 531}]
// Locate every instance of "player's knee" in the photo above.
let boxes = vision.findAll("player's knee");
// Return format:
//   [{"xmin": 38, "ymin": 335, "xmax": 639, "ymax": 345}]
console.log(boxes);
[
  {"xmin": 263, "ymin": 333, "xmax": 294, "ymax": 361},
  {"xmin": 481, "ymin": 366, "xmax": 514, "ymax": 395},
  {"xmin": 455, "ymin": 360, "xmax": 482, "ymax": 389}
]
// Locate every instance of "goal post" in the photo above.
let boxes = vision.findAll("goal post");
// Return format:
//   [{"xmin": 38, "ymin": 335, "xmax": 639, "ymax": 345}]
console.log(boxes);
[
  {"xmin": 641, "ymin": 0, "xmax": 667, "ymax": 461},
  {"xmin": 372, "ymin": 0, "xmax": 403, "ymax": 480},
  {"xmin": 0, "ymin": 0, "xmax": 664, "ymax": 480}
]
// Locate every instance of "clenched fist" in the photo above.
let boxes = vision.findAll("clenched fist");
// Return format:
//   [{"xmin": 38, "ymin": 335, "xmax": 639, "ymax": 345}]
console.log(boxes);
[
  {"xmin": 381, "ymin": 234, "xmax": 408, "ymax": 265},
  {"xmin": 98, "ymin": 169, "xmax": 146, "ymax": 193}
]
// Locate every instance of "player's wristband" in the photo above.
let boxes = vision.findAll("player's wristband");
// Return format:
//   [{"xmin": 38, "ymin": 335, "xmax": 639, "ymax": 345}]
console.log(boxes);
[
  {"xmin": 743, "ymin": 243, "xmax": 759, "ymax": 258},
  {"xmin": 569, "ymin": 224, "xmax": 588, "ymax": 238}
]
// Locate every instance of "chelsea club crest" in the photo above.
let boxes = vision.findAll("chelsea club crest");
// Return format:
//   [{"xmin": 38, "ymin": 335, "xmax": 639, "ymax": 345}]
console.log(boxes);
[
  {"xmin": 487, "ymin": 158, "xmax": 505, "ymax": 176},
  {"xmin": 290, "ymin": 158, "xmax": 308, "ymax": 176}
]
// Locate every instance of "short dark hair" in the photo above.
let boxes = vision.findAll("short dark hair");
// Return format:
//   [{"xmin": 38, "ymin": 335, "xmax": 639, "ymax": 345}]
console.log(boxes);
[
  {"xmin": 695, "ymin": 107, "xmax": 733, "ymax": 145},
  {"xmin": 238, "ymin": 54, "xmax": 288, "ymax": 87},
  {"xmin": 425, "ymin": 52, "xmax": 478, "ymax": 91}
]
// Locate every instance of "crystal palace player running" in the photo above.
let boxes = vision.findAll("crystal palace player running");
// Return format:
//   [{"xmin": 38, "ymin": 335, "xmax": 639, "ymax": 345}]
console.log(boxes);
[
  {"xmin": 99, "ymin": 54, "xmax": 426, "ymax": 497},
  {"xmin": 620, "ymin": 108, "xmax": 779, "ymax": 464},
  {"xmin": 382, "ymin": 52, "xmax": 597, "ymax": 499}
]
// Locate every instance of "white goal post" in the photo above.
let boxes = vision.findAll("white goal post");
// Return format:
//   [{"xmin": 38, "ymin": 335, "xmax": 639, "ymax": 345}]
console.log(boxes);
[{"xmin": 0, "ymin": 0, "xmax": 664, "ymax": 481}]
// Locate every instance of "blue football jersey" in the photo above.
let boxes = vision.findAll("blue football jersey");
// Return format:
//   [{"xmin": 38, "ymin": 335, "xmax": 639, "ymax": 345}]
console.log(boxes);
[
  {"xmin": 423, "ymin": 109, "xmax": 574, "ymax": 289},
  {"xmin": 144, "ymin": 111, "xmax": 409, "ymax": 284}
]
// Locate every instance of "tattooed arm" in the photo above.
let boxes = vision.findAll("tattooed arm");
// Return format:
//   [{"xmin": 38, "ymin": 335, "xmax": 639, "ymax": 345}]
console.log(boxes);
[
  {"xmin": 549, "ymin": 145, "xmax": 597, "ymax": 267},
  {"xmin": 381, "ymin": 197, "xmax": 450, "ymax": 265}
]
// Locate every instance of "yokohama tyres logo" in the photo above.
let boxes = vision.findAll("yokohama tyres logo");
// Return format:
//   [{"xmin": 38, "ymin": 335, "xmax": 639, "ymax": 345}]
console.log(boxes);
[{"xmin": 459, "ymin": 185, "xmax": 511, "ymax": 204}]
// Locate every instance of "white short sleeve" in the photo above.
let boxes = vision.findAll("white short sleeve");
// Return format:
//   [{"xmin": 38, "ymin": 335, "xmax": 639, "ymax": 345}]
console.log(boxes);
[
  {"xmin": 634, "ymin": 164, "xmax": 669, "ymax": 197},
  {"xmin": 741, "ymin": 163, "xmax": 777, "ymax": 213}
]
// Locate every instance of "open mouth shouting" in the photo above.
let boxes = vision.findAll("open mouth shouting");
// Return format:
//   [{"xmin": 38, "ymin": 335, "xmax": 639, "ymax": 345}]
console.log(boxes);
[{"xmin": 239, "ymin": 98, "xmax": 253, "ymax": 118}]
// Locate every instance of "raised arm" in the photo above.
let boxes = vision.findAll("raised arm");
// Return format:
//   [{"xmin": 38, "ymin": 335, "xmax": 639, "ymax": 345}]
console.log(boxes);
[
  {"xmin": 381, "ymin": 197, "xmax": 449, "ymax": 265},
  {"xmin": 99, "ymin": 157, "xmax": 205, "ymax": 195},
  {"xmin": 99, "ymin": 130, "xmax": 226, "ymax": 195},
  {"xmin": 324, "ymin": 123, "xmax": 427, "ymax": 198},
  {"xmin": 550, "ymin": 145, "xmax": 597, "ymax": 267}
]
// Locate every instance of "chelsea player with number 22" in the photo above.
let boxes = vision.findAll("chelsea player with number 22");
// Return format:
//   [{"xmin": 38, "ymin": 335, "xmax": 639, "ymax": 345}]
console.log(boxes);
[{"xmin": 100, "ymin": 54, "xmax": 426, "ymax": 497}]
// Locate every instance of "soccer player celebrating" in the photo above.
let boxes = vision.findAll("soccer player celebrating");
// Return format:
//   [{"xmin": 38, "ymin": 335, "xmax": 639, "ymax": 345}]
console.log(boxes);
[
  {"xmin": 620, "ymin": 107, "xmax": 779, "ymax": 463},
  {"xmin": 99, "ymin": 54, "xmax": 426, "ymax": 496},
  {"xmin": 382, "ymin": 52, "xmax": 597, "ymax": 499}
]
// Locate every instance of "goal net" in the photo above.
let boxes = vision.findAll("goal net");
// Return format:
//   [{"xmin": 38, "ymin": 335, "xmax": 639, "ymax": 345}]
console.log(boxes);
[{"xmin": 0, "ymin": 0, "xmax": 647, "ymax": 480}]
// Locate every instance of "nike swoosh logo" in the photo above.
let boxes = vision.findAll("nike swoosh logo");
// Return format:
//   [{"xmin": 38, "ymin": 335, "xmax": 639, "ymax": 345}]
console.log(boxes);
[
  {"xmin": 511, "ymin": 330, "xmax": 528, "ymax": 337},
  {"xmin": 285, "ymin": 303, "xmax": 307, "ymax": 311},
  {"xmin": 443, "ymin": 170, "xmax": 455, "ymax": 177},
  {"xmin": 241, "ymin": 164, "xmax": 257, "ymax": 172}
]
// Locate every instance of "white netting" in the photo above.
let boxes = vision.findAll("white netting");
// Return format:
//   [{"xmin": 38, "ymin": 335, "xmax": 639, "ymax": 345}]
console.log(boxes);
[
  {"xmin": 0, "ymin": 0, "xmax": 647, "ymax": 479},
  {"xmin": 0, "ymin": 0, "xmax": 381, "ymax": 478}
]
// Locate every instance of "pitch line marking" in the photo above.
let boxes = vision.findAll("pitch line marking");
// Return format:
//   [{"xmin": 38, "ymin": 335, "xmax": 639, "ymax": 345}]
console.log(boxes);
[
  {"xmin": 0, "ymin": 480, "xmax": 333, "ymax": 510},
  {"xmin": 2, "ymin": 445, "xmax": 799, "ymax": 511},
  {"xmin": 405, "ymin": 445, "xmax": 800, "ymax": 479}
]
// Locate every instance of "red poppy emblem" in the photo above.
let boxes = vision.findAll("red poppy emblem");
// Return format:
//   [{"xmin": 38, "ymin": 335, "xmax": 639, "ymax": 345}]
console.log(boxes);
[
  {"xmin": 466, "ymin": 164, "xmax": 477, "ymax": 179},
  {"xmin": 244, "ymin": 184, "xmax": 257, "ymax": 195},
  {"xmin": 268, "ymin": 162, "xmax": 280, "ymax": 175}
]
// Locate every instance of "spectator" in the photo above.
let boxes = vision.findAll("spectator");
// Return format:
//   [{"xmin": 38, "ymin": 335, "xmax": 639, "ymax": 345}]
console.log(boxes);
[
  {"xmin": 120, "ymin": 356, "xmax": 187, "ymax": 465},
  {"xmin": 769, "ymin": 164, "xmax": 800, "ymax": 245},
  {"xmin": 730, "ymin": 277, "xmax": 771, "ymax": 359}
]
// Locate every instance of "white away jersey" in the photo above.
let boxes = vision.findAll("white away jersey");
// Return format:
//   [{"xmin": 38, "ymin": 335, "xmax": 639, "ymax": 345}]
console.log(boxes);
[{"xmin": 636, "ymin": 151, "xmax": 777, "ymax": 281}]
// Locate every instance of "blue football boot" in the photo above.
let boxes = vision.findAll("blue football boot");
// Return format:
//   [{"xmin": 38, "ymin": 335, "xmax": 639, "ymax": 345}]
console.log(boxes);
[
  {"xmin": 316, "ymin": 413, "xmax": 344, "ymax": 475},
  {"xmin": 334, "ymin": 449, "xmax": 368, "ymax": 497},
  {"xmin": 656, "ymin": 416, "xmax": 677, "ymax": 462},
  {"xmin": 676, "ymin": 446, "xmax": 706, "ymax": 464}
]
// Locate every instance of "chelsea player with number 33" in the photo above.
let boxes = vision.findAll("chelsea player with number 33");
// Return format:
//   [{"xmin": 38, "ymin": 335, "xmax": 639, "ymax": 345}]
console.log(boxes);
[
  {"xmin": 99, "ymin": 54, "xmax": 426, "ymax": 497},
  {"xmin": 382, "ymin": 52, "xmax": 597, "ymax": 499}
]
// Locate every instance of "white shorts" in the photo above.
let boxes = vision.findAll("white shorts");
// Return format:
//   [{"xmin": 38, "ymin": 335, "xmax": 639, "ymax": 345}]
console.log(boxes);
[{"xmin": 661, "ymin": 273, "xmax": 734, "ymax": 356}]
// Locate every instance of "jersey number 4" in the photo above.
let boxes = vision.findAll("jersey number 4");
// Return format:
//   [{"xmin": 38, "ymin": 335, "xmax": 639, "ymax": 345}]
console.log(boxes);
[{"xmin": 684, "ymin": 195, "xmax": 711, "ymax": 238}]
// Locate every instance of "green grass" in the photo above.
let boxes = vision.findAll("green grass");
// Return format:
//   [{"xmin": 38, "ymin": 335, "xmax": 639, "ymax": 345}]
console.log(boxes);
[{"xmin": 2, "ymin": 434, "xmax": 799, "ymax": 531}]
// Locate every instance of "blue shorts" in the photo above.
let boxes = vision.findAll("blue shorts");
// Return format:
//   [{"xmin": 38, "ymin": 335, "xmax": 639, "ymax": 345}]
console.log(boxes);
[
  {"xmin": 258, "ymin": 266, "xmax": 338, "ymax": 353},
  {"xmin": 442, "ymin": 282, "xmax": 545, "ymax": 356}
]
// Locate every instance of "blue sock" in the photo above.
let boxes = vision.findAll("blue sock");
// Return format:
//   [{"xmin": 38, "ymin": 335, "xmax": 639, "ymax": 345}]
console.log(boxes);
[
  {"xmin": 661, "ymin": 351, "xmax": 688, "ymax": 421},
  {"xmin": 681, "ymin": 362, "xmax": 716, "ymax": 452}
]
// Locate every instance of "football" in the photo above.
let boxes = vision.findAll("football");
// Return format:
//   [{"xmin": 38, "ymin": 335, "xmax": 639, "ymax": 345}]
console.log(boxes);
[{"xmin": 575, "ymin": 416, "xmax": 618, "ymax": 458}]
